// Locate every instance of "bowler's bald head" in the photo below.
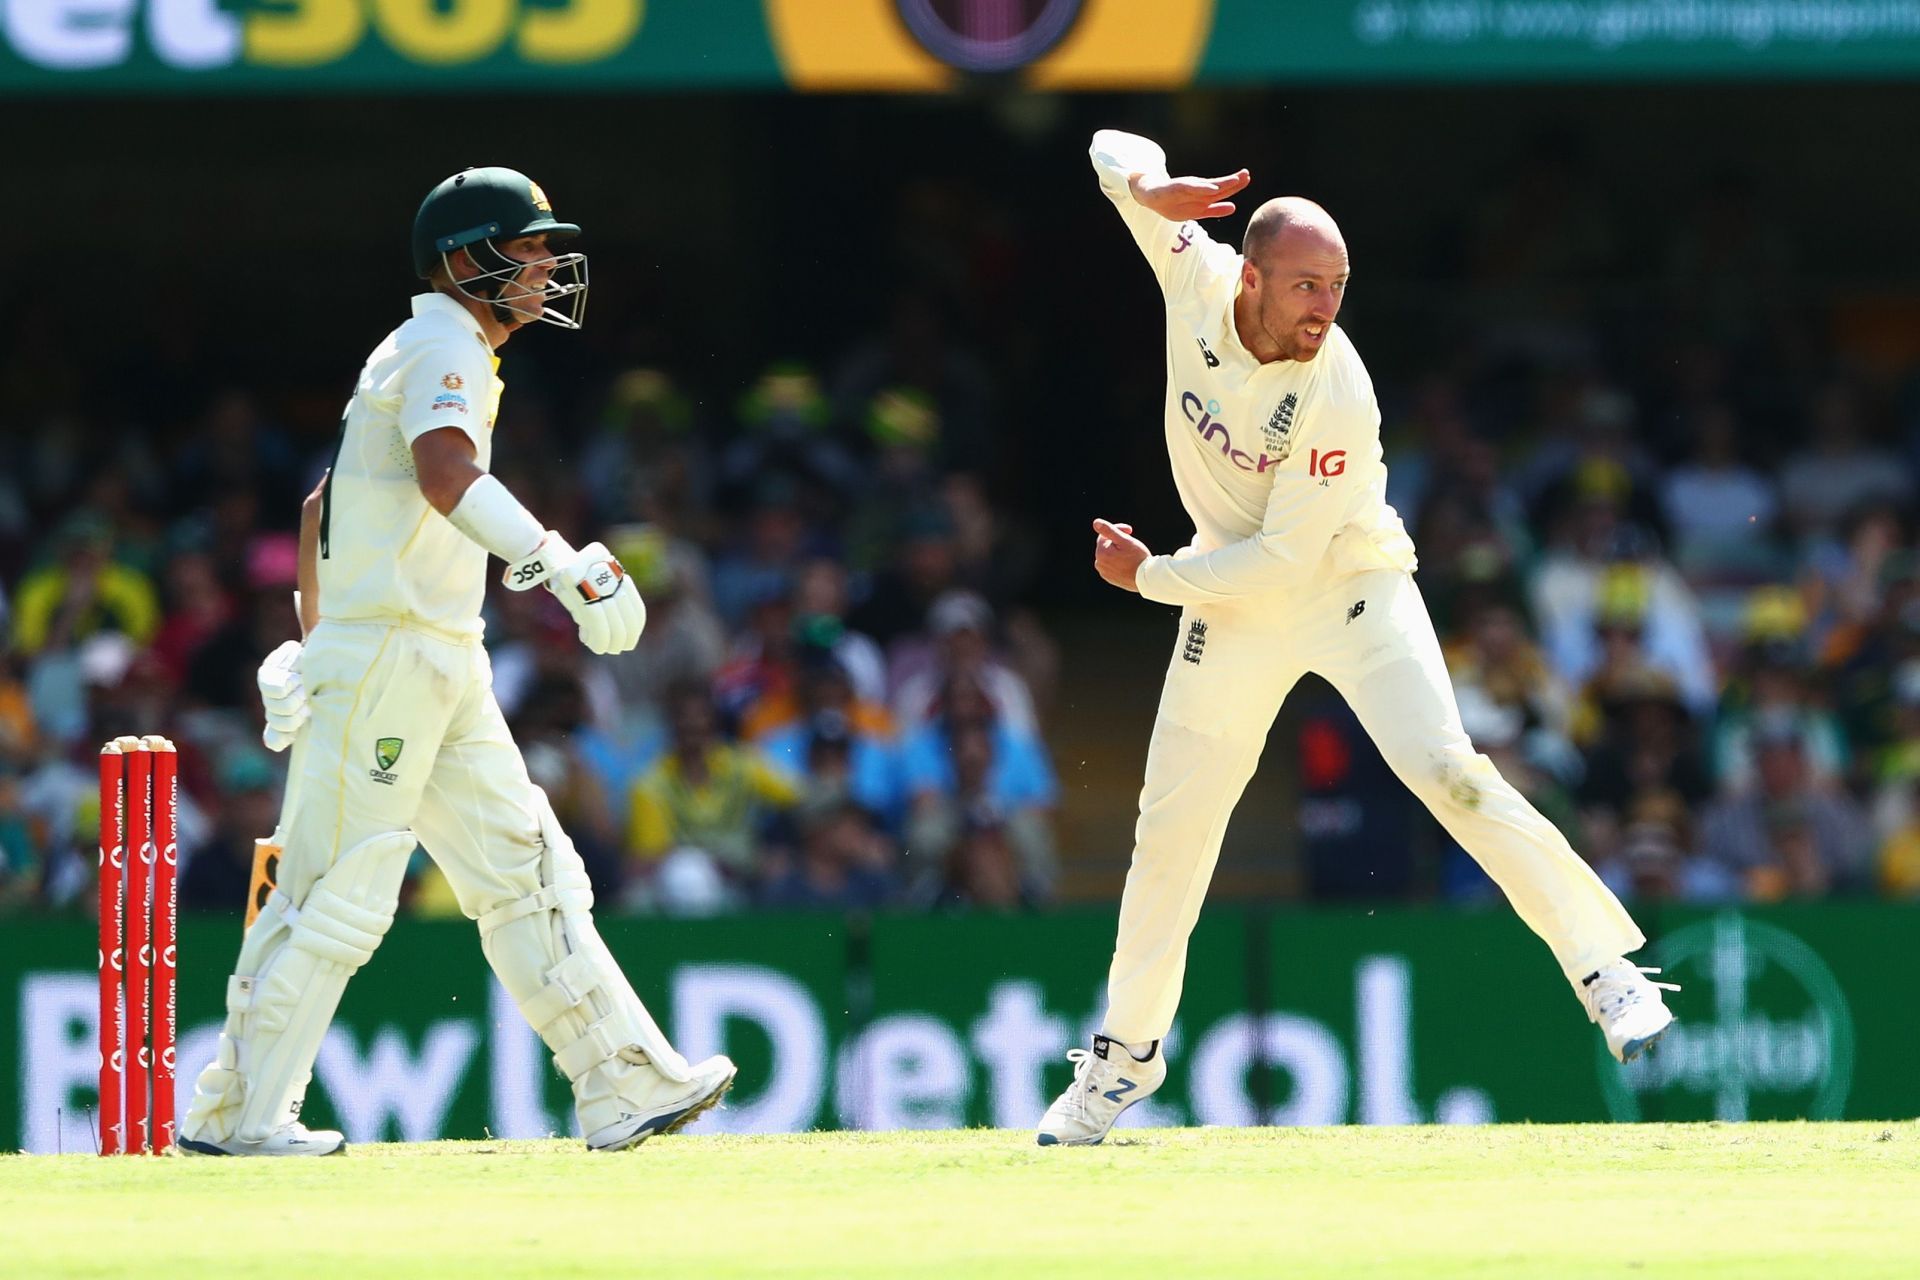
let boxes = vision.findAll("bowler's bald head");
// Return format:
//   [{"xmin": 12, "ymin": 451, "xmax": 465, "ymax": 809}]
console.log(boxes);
[{"xmin": 1242, "ymin": 197, "xmax": 1346, "ymax": 269}]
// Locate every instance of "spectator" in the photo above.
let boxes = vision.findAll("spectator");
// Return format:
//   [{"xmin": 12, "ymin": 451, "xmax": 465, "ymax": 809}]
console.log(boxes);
[
  {"xmin": 627, "ymin": 681, "xmax": 801, "ymax": 889},
  {"xmin": 832, "ymin": 294, "xmax": 995, "ymax": 475},
  {"xmin": 1659, "ymin": 403, "xmax": 1781, "ymax": 576},
  {"xmin": 9, "ymin": 512, "xmax": 160, "ymax": 658},
  {"xmin": 792, "ymin": 557, "xmax": 887, "ymax": 704},
  {"xmin": 1591, "ymin": 792, "xmax": 1741, "ymax": 905},
  {"xmin": 900, "ymin": 672, "xmax": 1057, "ymax": 896},
  {"xmin": 892, "ymin": 590, "xmax": 1040, "ymax": 735},
  {"xmin": 741, "ymin": 627, "xmax": 892, "ymax": 747},
  {"xmin": 1697, "ymin": 728, "xmax": 1873, "ymax": 898},
  {"xmin": 0, "ymin": 650, "xmax": 36, "ymax": 766},
  {"xmin": 1576, "ymin": 665, "xmax": 1714, "ymax": 867},
  {"xmin": 922, "ymin": 815, "xmax": 1030, "ymax": 912},
  {"xmin": 1552, "ymin": 561, "xmax": 1718, "ymax": 725},
  {"xmin": 761, "ymin": 802, "xmax": 895, "ymax": 910},
  {"xmin": 904, "ymin": 716, "xmax": 1056, "ymax": 903},
  {"xmin": 1710, "ymin": 640, "xmax": 1848, "ymax": 796},
  {"xmin": 757, "ymin": 667, "xmax": 903, "ymax": 827},
  {"xmin": 1778, "ymin": 384, "xmax": 1913, "ymax": 543},
  {"xmin": 718, "ymin": 363, "xmax": 863, "ymax": 519},
  {"xmin": 1878, "ymin": 776, "xmax": 1920, "ymax": 897},
  {"xmin": 1868, "ymin": 658, "xmax": 1920, "ymax": 849},
  {"xmin": 0, "ymin": 765, "xmax": 39, "ymax": 909},
  {"xmin": 184, "ymin": 533, "xmax": 302, "ymax": 714},
  {"xmin": 713, "ymin": 588, "xmax": 800, "ymax": 738},
  {"xmin": 149, "ymin": 548, "xmax": 233, "ymax": 689},
  {"xmin": 597, "ymin": 522, "xmax": 727, "ymax": 731},
  {"xmin": 851, "ymin": 506, "xmax": 962, "ymax": 647},
  {"xmin": 579, "ymin": 366, "xmax": 712, "ymax": 530},
  {"xmin": 711, "ymin": 478, "xmax": 817, "ymax": 630},
  {"xmin": 1444, "ymin": 595, "xmax": 1577, "ymax": 773},
  {"xmin": 840, "ymin": 387, "xmax": 944, "ymax": 579}
]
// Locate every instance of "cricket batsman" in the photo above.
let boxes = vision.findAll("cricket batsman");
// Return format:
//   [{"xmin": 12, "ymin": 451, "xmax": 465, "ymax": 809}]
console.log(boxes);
[
  {"xmin": 177, "ymin": 167, "xmax": 736, "ymax": 1156},
  {"xmin": 1036, "ymin": 132, "xmax": 1676, "ymax": 1146}
]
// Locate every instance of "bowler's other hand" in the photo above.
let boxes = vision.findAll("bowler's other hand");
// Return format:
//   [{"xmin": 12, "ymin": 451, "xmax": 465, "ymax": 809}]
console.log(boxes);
[
  {"xmin": 1128, "ymin": 169, "xmax": 1250, "ymax": 222},
  {"xmin": 1093, "ymin": 519, "xmax": 1150, "ymax": 593}
]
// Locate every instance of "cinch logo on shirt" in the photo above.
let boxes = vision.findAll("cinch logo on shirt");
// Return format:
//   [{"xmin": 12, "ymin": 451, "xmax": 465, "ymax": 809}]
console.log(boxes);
[{"xmin": 1180, "ymin": 391, "xmax": 1282, "ymax": 475}]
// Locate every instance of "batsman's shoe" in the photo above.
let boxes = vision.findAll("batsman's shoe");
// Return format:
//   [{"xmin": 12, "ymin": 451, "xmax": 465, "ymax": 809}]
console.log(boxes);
[
  {"xmin": 586, "ymin": 1054, "xmax": 738, "ymax": 1152},
  {"xmin": 176, "ymin": 1120, "xmax": 346, "ymax": 1158},
  {"xmin": 1036, "ymin": 1035, "xmax": 1165, "ymax": 1147},
  {"xmin": 1584, "ymin": 961, "xmax": 1679, "ymax": 1063}
]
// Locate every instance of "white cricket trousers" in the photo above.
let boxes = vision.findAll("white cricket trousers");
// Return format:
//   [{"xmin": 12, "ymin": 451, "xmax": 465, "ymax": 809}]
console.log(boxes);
[
  {"xmin": 1102, "ymin": 568, "xmax": 1644, "ymax": 1044},
  {"xmin": 277, "ymin": 618, "xmax": 551, "ymax": 920}
]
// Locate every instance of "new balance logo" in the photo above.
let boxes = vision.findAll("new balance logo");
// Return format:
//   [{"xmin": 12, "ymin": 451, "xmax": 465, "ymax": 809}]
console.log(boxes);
[
  {"xmin": 1196, "ymin": 336, "xmax": 1219, "ymax": 368},
  {"xmin": 1346, "ymin": 600, "xmax": 1366, "ymax": 624},
  {"xmin": 1182, "ymin": 617, "xmax": 1208, "ymax": 664},
  {"xmin": 1103, "ymin": 1078, "xmax": 1139, "ymax": 1105}
]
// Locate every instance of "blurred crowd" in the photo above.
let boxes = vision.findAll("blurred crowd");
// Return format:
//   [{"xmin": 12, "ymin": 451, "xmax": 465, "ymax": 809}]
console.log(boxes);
[
  {"xmin": 4, "ymin": 129, "xmax": 1920, "ymax": 919},
  {"xmin": 0, "ymin": 343, "xmax": 1064, "ymax": 918}
]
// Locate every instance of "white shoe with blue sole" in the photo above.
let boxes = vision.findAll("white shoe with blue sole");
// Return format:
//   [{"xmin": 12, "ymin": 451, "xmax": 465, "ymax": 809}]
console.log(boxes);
[
  {"xmin": 176, "ymin": 1120, "xmax": 346, "ymax": 1157},
  {"xmin": 1584, "ymin": 961, "xmax": 1678, "ymax": 1063},
  {"xmin": 1036, "ymin": 1036, "xmax": 1166, "ymax": 1147},
  {"xmin": 586, "ymin": 1055, "xmax": 737, "ymax": 1152}
]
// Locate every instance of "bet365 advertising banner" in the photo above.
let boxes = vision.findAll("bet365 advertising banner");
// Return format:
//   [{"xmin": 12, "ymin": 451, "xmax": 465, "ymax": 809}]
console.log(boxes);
[
  {"xmin": 5, "ymin": 1, "xmax": 1919, "ymax": 93},
  {"xmin": 5, "ymin": 902, "xmax": 1915, "ymax": 1152}
]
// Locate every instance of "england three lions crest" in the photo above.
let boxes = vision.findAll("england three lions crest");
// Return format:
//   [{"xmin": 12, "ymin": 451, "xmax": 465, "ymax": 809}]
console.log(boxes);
[{"xmin": 1263, "ymin": 393, "xmax": 1298, "ymax": 459}]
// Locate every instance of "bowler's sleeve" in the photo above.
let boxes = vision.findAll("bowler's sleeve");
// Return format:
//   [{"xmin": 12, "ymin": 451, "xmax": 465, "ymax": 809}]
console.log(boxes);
[
  {"xmin": 1089, "ymin": 129, "xmax": 1229, "ymax": 296},
  {"xmin": 393, "ymin": 338, "xmax": 492, "ymax": 451},
  {"xmin": 1135, "ymin": 392, "xmax": 1379, "ymax": 606}
]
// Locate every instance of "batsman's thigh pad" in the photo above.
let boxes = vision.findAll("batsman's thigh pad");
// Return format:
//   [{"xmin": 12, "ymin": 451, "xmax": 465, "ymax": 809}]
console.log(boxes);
[
  {"xmin": 479, "ymin": 788, "xmax": 692, "ymax": 1133},
  {"xmin": 182, "ymin": 829, "xmax": 416, "ymax": 1144}
]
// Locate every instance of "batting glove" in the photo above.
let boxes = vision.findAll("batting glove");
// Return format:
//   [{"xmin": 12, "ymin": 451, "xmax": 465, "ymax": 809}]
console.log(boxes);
[
  {"xmin": 256, "ymin": 639, "xmax": 309, "ymax": 753},
  {"xmin": 503, "ymin": 533, "xmax": 647, "ymax": 656}
]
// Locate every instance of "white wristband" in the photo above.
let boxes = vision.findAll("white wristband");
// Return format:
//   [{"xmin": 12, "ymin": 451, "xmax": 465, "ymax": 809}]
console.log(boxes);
[
  {"xmin": 446, "ymin": 474, "xmax": 545, "ymax": 563},
  {"xmin": 502, "ymin": 532, "xmax": 575, "ymax": 592}
]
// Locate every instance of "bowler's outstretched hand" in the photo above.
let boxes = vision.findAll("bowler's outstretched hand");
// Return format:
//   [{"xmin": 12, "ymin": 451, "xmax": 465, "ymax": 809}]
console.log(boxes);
[{"xmin": 1128, "ymin": 168, "xmax": 1251, "ymax": 222}]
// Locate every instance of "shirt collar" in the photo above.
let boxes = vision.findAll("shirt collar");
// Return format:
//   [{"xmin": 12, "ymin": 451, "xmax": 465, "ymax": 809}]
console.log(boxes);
[
  {"xmin": 412, "ymin": 291, "xmax": 493, "ymax": 349},
  {"xmin": 1218, "ymin": 264, "xmax": 1257, "ymax": 362}
]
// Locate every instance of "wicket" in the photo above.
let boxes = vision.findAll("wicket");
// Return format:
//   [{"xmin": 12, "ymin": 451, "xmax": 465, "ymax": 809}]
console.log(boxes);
[{"xmin": 97, "ymin": 735, "xmax": 178, "ymax": 1156}]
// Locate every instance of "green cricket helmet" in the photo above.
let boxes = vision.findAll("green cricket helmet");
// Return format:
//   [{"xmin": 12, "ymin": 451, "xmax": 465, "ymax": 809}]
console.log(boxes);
[{"xmin": 411, "ymin": 166, "xmax": 588, "ymax": 330}]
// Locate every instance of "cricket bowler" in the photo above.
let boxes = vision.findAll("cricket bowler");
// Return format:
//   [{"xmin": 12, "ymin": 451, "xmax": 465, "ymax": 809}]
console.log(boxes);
[
  {"xmin": 1036, "ymin": 131, "xmax": 1676, "ymax": 1146},
  {"xmin": 177, "ymin": 167, "xmax": 736, "ymax": 1156}
]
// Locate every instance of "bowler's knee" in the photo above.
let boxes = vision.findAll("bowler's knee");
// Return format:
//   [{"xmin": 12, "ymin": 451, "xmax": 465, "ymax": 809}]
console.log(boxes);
[{"xmin": 1406, "ymin": 742, "xmax": 1505, "ymax": 816}]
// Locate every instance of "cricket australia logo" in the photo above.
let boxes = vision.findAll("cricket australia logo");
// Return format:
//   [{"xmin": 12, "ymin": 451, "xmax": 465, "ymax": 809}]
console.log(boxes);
[
  {"xmin": 1263, "ymin": 392, "xmax": 1297, "ymax": 459},
  {"xmin": 370, "ymin": 737, "xmax": 404, "ymax": 785},
  {"xmin": 1182, "ymin": 617, "xmax": 1208, "ymax": 665},
  {"xmin": 1597, "ymin": 912, "xmax": 1855, "ymax": 1121}
]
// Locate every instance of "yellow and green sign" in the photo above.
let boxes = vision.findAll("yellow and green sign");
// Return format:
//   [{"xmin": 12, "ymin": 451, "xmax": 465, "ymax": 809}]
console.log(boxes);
[{"xmin": 6, "ymin": 1, "xmax": 1919, "ymax": 92}]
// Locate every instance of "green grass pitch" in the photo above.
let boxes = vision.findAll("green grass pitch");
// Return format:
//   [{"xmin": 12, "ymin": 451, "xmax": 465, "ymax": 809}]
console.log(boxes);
[{"xmin": 5, "ymin": 1124, "xmax": 1916, "ymax": 1278}]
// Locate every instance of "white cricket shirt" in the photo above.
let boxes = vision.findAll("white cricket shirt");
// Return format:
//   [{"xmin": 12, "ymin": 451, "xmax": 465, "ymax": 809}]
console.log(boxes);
[
  {"xmin": 1090, "ymin": 130, "xmax": 1417, "ymax": 608},
  {"xmin": 317, "ymin": 293, "xmax": 505, "ymax": 639}
]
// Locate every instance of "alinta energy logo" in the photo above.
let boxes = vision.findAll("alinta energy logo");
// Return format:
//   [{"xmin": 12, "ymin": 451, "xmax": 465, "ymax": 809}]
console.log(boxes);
[
  {"xmin": 895, "ymin": 0, "xmax": 1085, "ymax": 73},
  {"xmin": 1597, "ymin": 912, "xmax": 1855, "ymax": 1122}
]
